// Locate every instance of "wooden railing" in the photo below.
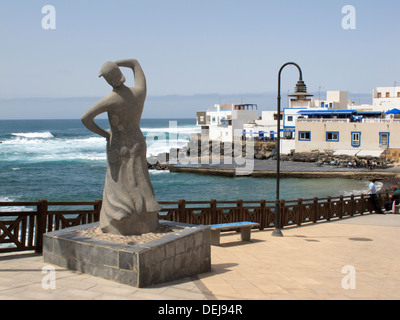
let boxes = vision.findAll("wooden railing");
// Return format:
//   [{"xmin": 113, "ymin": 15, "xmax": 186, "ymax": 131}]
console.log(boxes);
[
  {"xmin": 0, "ymin": 193, "xmax": 387, "ymax": 254},
  {"xmin": 157, "ymin": 194, "xmax": 380, "ymax": 229},
  {"xmin": 0, "ymin": 200, "xmax": 102, "ymax": 254}
]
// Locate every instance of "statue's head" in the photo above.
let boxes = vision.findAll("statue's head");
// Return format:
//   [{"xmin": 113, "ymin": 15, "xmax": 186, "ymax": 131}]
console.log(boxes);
[{"xmin": 99, "ymin": 62, "xmax": 126, "ymax": 88}]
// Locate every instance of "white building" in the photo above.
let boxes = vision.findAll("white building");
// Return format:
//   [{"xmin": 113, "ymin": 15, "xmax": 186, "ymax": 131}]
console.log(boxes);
[
  {"xmin": 194, "ymin": 86, "xmax": 400, "ymax": 160},
  {"xmin": 240, "ymin": 111, "xmax": 279, "ymax": 140},
  {"xmin": 196, "ymin": 103, "xmax": 258, "ymax": 142},
  {"xmin": 312, "ymin": 91, "xmax": 349, "ymax": 109},
  {"xmin": 295, "ymin": 117, "xmax": 400, "ymax": 160},
  {"xmin": 293, "ymin": 86, "xmax": 400, "ymax": 161},
  {"xmin": 373, "ymin": 86, "xmax": 400, "ymax": 111},
  {"xmin": 348, "ymin": 86, "xmax": 400, "ymax": 113}
]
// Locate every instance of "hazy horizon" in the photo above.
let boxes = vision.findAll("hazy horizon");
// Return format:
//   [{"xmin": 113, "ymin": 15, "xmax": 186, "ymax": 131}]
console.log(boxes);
[{"xmin": 0, "ymin": 91, "xmax": 373, "ymax": 120}]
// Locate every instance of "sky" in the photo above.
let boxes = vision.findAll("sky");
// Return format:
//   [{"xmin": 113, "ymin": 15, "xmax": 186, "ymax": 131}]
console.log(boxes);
[{"xmin": 0, "ymin": 0, "xmax": 399, "ymax": 119}]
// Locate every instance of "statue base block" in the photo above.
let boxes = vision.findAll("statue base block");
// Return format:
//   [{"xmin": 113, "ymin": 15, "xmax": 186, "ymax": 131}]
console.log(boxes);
[{"xmin": 43, "ymin": 221, "xmax": 211, "ymax": 288}]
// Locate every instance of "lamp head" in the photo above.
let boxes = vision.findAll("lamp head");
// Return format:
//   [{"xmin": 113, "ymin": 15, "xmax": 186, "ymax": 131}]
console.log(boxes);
[{"xmin": 288, "ymin": 79, "xmax": 313, "ymax": 100}]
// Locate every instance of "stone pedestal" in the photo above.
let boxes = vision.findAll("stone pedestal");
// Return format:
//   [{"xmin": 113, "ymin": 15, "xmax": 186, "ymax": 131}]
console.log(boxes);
[{"xmin": 43, "ymin": 221, "xmax": 211, "ymax": 288}]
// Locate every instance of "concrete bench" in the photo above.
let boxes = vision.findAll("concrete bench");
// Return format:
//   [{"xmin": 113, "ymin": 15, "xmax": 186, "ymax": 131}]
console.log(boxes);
[{"xmin": 210, "ymin": 221, "xmax": 260, "ymax": 246}]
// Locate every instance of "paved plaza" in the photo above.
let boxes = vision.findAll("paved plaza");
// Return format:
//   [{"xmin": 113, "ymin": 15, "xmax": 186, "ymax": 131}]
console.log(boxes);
[{"xmin": 1, "ymin": 213, "xmax": 400, "ymax": 300}]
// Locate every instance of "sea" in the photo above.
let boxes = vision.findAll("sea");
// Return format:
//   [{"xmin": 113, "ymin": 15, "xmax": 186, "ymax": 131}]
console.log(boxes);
[{"xmin": 0, "ymin": 119, "xmax": 369, "ymax": 208}]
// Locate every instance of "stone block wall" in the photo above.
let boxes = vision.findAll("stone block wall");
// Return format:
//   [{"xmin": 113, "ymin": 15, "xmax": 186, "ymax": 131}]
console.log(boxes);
[{"xmin": 43, "ymin": 221, "xmax": 211, "ymax": 288}]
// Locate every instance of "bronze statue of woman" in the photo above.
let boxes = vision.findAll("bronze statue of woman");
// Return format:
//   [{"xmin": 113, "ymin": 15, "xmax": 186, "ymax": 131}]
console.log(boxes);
[{"xmin": 81, "ymin": 59, "xmax": 160, "ymax": 235}]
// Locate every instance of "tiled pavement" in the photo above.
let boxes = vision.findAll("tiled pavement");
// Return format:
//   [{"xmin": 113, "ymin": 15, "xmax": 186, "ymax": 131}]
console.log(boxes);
[
  {"xmin": 199, "ymin": 213, "xmax": 400, "ymax": 300},
  {"xmin": 1, "ymin": 213, "xmax": 400, "ymax": 300},
  {"xmin": 0, "ymin": 251, "xmax": 214, "ymax": 300}
]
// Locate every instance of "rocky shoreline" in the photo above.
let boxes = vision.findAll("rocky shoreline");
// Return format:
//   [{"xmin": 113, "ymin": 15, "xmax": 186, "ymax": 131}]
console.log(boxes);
[
  {"xmin": 147, "ymin": 137, "xmax": 276, "ymax": 170},
  {"xmin": 147, "ymin": 136, "xmax": 394, "ymax": 172}
]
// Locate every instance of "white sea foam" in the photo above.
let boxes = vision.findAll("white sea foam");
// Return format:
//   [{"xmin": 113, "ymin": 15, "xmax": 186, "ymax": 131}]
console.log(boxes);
[
  {"xmin": 2, "ymin": 124, "xmax": 197, "ymax": 163},
  {"xmin": 144, "ymin": 124, "xmax": 196, "ymax": 156},
  {"xmin": 146, "ymin": 138, "xmax": 190, "ymax": 156},
  {"xmin": 148, "ymin": 169, "xmax": 170, "ymax": 175},
  {"xmin": 1, "ymin": 133, "xmax": 189, "ymax": 161},
  {"xmin": 0, "ymin": 196, "xmax": 34, "ymax": 212},
  {"xmin": 12, "ymin": 131, "xmax": 54, "ymax": 139},
  {"xmin": 3, "ymin": 136, "xmax": 105, "ymax": 146},
  {"xmin": 0, "ymin": 196, "xmax": 14, "ymax": 202},
  {"xmin": 1, "ymin": 135, "xmax": 106, "ymax": 162},
  {"xmin": 142, "ymin": 127, "xmax": 201, "ymax": 134},
  {"xmin": 67, "ymin": 137, "xmax": 106, "ymax": 144}
]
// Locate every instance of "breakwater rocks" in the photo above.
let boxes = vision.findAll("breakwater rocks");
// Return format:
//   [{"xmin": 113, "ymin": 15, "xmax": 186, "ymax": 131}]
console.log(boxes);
[
  {"xmin": 146, "ymin": 135, "xmax": 389, "ymax": 170},
  {"xmin": 147, "ymin": 152, "xmax": 172, "ymax": 170},
  {"xmin": 283, "ymin": 150, "xmax": 390, "ymax": 169},
  {"xmin": 185, "ymin": 137, "xmax": 276, "ymax": 159},
  {"xmin": 147, "ymin": 137, "xmax": 276, "ymax": 170}
]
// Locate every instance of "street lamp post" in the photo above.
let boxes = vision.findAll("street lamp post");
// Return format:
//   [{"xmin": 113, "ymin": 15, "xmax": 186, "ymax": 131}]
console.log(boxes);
[{"xmin": 272, "ymin": 62, "xmax": 311, "ymax": 237}]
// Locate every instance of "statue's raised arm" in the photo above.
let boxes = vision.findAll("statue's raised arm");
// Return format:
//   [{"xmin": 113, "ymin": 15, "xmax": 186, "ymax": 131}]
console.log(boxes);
[{"xmin": 115, "ymin": 59, "xmax": 146, "ymax": 95}]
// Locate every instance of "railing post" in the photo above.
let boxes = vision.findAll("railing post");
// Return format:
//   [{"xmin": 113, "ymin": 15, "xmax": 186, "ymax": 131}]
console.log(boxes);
[
  {"xmin": 210, "ymin": 199, "xmax": 217, "ymax": 225},
  {"xmin": 327, "ymin": 196, "xmax": 332, "ymax": 221},
  {"xmin": 350, "ymin": 194, "xmax": 355, "ymax": 216},
  {"xmin": 297, "ymin": 198, "xmax": 303, "ymax": 226},
  {"xmin": 178, "ymin": 199, "xmax": 186, "ymax": 223},
  {"xmin": 360, "ymin": 194, "xmax": 365, "ymax": 215},
  {"xmin": 94, "ymin": 199, "xmax": 102, "ymax": 222},
  {"xmin": 339, "ymin": 195, "xmax": 344, "ymax": 219},
  {"xmin": 280, "ymin": 200, "xmax": 286, "ymax": 228},
  {"xmin": 313, "ymin": 197, "xmax": 318, "ymax": 223},
  {"xmin": 237, "ymin": 199, "xmax": 244, "ymax": 221},
  {"xmin": 35, "ymin": 199, "xmax": 48, "ymax": 254},
  {"xmin": 260, "ymin": 200, "xmax": 266, "ymax": 230}
]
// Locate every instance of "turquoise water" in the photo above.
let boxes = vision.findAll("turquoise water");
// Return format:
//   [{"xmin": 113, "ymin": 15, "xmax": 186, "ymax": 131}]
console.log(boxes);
[{"xmin": 0, "ymin": 119, "xmax": 368, "ymax": 205}]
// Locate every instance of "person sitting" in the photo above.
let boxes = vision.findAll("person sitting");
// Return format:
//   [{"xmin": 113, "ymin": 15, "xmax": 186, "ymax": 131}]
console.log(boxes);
[{"xmin": 385, "ymin": 185, "xmax": 400, "ymax": 213}]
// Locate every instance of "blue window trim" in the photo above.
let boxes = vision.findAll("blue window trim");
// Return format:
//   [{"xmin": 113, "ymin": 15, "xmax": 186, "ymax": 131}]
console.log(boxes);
[
  {"xmin": 326, "ymin": 131, "xmax": 339, "ymax": 142},
  {"xmin": 351, "ymin": 131, "xmax": 361, "ymax": 147},
  {"xmin": 379, "ymin": 132, "xmax": 390, "ymax": 148},
  {"xmin": 283, "ymin": 107, "xmax": 306, "ymax": 129},
  {"xmin": 298, "ymin": 131, "xmax": 311, "ymax": 141}
]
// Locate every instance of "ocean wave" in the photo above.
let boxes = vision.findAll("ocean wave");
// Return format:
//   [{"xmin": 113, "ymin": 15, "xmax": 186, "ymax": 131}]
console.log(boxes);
[
  {"xmin": 0, "ymin": 196, "xmax": 14, "ymax": 202},
  {"xmin": 1, "ymin": 134, "xmax": 106, "ymax": 162},
  {"xmin": 146, "ymin": 138, "xmax": 190, "ymax": 156},
  {"xmin": 1, "ymin": 128, "xmax": 192, "ymax": 162},
  {"xmin": 2, "ymin": 137, "xmax": 52, "ymax": 145},
  {"xmin": 142, "ymin": 126, "xmax": 200, "ymax": 134},
  {"xmin": 11, "ymin": 131, "xmax": 54, "ymax": 139},
  {"xmin": 68, "ymin": 136, "xmax": 106, "ymax": 143},
  {"xmin": 39, "ymin": 153, "xmax": 107, "ymax": 162},
  {"xmin": 3, "ymin": 135, "xmax": 105, "ymax": 146},
  {"xmin": 0, "ymin": 196, "xmax": 34, "ymax": 212},
  {"xmin": 148, "ymin": 169, "xmax": 170, "ymax": 175}
]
